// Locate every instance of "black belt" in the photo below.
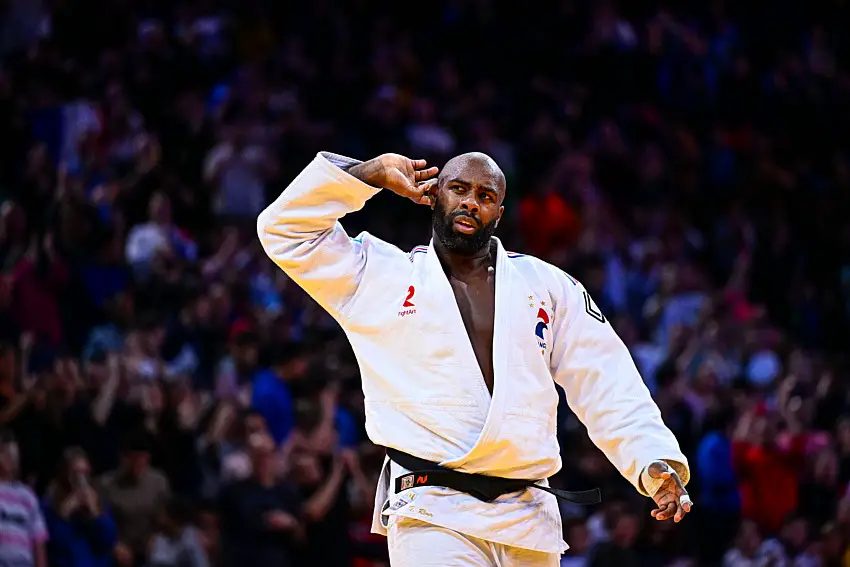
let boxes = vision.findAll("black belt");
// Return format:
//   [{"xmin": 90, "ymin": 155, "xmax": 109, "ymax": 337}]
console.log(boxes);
[{"xmin": 387, "ymin": 448, "xmax": 601, "ymax": 505}]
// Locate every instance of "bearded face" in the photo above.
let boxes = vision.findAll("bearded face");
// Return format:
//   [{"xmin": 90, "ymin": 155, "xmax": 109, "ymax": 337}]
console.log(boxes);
[{"xmin": 431, "ymin": 196, "xmax": 499, "ymax": 256}]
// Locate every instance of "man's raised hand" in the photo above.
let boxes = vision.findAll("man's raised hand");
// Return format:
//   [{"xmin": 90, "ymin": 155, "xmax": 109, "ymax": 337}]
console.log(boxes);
[{"xmin": 348, "ymin": 153, "xmax": 439, "ymax": 206}]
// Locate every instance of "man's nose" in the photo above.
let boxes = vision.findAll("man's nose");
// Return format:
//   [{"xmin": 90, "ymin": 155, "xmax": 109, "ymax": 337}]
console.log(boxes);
[{"xmin": 460, "ymin": 198, "xmax": 479, "ymax": 214}]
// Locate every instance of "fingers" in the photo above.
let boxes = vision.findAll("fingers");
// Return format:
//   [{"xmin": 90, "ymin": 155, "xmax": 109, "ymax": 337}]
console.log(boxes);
[
  {"xmin": 410, "ymin": 158, "xmax": 439, "ymax": 182},
  {"xmin": 672, "ymin": 473, "xmax": 688, "ymax": 496},
  {"xmin": 414, "ymin": 165, "xmax": 439, "ymax": 182},
  {"xmin": 674, "ymin": 496, "xmax": 692, "ymax": 523},
  {"xmin": 651, "ymin": 501, "xmax": 676, "ymax": 521},
  {"xmin": 411, "ymin": 180, "xmax": 437, "ymax": 207},
  {"xmin": 652, "ymin": 491, "xmax": 693, "ymax": 523},
  {"xmin": 418, "ymin": 179, "xmax": 437, "ymax": 193}
]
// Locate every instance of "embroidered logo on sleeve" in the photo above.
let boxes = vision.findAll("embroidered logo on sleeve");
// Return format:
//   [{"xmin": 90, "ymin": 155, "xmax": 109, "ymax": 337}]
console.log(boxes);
[{"xmin": 583, "ymin": 291, "xmax": 606, "ymax": 323}]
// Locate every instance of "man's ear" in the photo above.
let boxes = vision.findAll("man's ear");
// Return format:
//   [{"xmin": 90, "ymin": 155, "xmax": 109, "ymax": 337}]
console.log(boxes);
[{"xmin": 495, "ymin": 206, "xmax": 504, "ymax": 227}]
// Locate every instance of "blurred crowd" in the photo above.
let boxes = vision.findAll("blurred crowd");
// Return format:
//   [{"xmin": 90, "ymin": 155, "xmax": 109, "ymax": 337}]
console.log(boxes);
[{"xmin": 1, "ymin": 0, "xmax": 850, "ymax": 566}]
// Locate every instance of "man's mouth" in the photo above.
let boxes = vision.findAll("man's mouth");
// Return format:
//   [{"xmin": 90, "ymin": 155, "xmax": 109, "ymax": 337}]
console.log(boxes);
[{"xmin": 452, "ymin": 215, "xmax": 479, "ymax": 234}]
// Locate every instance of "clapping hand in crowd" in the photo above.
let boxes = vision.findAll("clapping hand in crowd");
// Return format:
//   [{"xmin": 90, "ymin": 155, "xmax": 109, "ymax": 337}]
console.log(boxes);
[{"xmin": 265, "ymin": 509, "xmax": 299, "ymax": 532}]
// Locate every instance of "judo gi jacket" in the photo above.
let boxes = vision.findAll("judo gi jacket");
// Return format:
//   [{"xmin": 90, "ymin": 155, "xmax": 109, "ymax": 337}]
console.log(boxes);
[{"xmin": 257, "ymin": 152, "xmax": 689, "ymax": 553}]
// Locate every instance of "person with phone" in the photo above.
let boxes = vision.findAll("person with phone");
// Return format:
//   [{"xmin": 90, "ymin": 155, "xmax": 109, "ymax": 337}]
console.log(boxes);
[
  {"xmin": 0, "ymin": 428, "xmax": 48, "ymax": 567},
  {"xmin": 41, "ymin": 446, "xmax": 117, "ymax": 567}
]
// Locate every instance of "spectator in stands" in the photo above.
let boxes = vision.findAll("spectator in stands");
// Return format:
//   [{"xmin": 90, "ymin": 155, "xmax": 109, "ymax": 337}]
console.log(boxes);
[
  {"xmin": 560, "ymin": 518, "xmax": 590, "ymax": 567},
  {"xmin": 587, "ymin": 511, "xmax": 641, "ymax": 567},
  {"xmin": 0, "ymin": 427, "xmax": 48, "ymax": 567},
  {"xmin": 11, "ymin": 231, "xmax": 69, "ymax": 349},
  {"xmin": 798, "ymin": 448, "xmax": 842, "ymax": 529},
  {"xmin": 219, "ymin": 408, "xmax": 288, "ymax": 484},
  {"xmin": 347, "ymin": 445, "xmax": 388, "ymax": 567},
  {"xmin": 99, "ymin": 431, "xmax": 171, "ymax": 567},
  {"xmin": 0, "ymin": 201, "xmax": 28, "ymax": 274},
  {"xmin": 135, "ymin": 380, "xmax": 203, "ymax": 497},
  {"xmin": 218, "ymin": 431, "xmax": 302, "ymax": 567},
  {"xmin": 214, "ymin": 326, "xmax": 258, "ymax": 404},
  {"xmin": 722, "ymin": 520, "xmax": 762, "ymax": 567},
  {"xmin": 125, "ymin": 192, "xmax": 196, "ymax": 281},
  {"xmin": 41, "ymin": 446, "xmax": 117, "ymax": 567},
  {"xmin": 0, "ymin": 337, "xmax": 45, "ymax": 485},
  {"xmin": 203, "ymin": 122, "xmax": 277, "ymax": 225},
  {"xmin": 192, "ymin": 500, "xmax": 221, "ymax": 567},
  {"xmin": 147, "ymin": 498, "xmax": 210, "ymax": 567},
  {"xmin": 733, "ymin": 408, "xmax": 805, "ymax": 535},
  {"xmin": 291, "ymin": 447, "xmax": 360, "ymax": 567},
  {"xmin": 695, "ymin": 406, "xmax": 741, "ymax": 563},
  {"xmin": 760, "ymin": 514, "xmax": 818, "ymax": 567},
  {"xmin": 518, "ymin": 182, "xmax": 581, "ymax": 260},
  {"xmin": 251, "ymin": 342, "xmax": 309, "ymax": 446},
  {"xmin": 639, "ymin": 517, "xmax": 693, "ymax": 566}
]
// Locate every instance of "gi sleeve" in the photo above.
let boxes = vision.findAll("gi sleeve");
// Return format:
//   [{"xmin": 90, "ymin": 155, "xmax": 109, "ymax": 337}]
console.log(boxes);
[
  {"xmin": 257, "ymin": 152, "xmax": 381, "ymax": 321},
  {"xmin": 549, "ymin": 272, "xmax": 690, "ymax": 496}
]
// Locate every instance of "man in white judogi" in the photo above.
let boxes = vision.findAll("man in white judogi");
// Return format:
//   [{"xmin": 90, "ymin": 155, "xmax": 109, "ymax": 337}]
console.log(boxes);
[{"xmin": 257, "ymin": 151, "xmax": 692, "ymax": 567}]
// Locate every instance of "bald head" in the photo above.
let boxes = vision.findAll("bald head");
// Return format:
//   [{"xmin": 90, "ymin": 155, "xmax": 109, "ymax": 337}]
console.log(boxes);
[
  {"xmin": 431, "ymin": 152, "xmax": 506, "ymax": 256},
  {"xmin": 438, "ymin": 152, "xmax": 506, "ymax": 199}
]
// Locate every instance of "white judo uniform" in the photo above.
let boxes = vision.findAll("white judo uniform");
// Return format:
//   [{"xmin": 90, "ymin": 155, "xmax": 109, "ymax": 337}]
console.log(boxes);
[{"xmin": 257, "ymin": 152, "xmax": 690, "ymax": 566}]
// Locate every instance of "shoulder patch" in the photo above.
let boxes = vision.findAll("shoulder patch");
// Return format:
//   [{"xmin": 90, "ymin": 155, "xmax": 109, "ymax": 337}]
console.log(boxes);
[{"xmin": 583, "ymin": 291, "xmax": 606, "ymax": 323}]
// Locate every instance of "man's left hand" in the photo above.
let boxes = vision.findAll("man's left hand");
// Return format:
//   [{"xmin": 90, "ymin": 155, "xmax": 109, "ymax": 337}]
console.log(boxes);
[{"xmin": 647, "ymin": 461, "xmax": 692, "ymax": 523}]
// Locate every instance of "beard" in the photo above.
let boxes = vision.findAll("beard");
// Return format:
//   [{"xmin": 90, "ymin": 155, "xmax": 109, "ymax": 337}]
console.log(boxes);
[{"xmin": 432, "ymin": 199, "xmax": 498, "ymax": 256}]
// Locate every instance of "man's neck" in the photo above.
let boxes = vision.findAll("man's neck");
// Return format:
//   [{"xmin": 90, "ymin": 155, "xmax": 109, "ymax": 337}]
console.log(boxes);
[{"xmin": 433, "ymin": 236, "xmax": 494, "ymax": 279}]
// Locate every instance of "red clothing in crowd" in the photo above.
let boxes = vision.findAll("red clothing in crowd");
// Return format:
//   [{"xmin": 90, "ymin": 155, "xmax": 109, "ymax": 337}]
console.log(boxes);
[
  {"xmin": 518, "ymin": 191, "xmax": 580, "ymax": 259},
  {"xmin": 12, "ymin": 255, "xmax": 69, "ymax": 347},
  {"xmin": 732, "ymin": 436, "xmax": 806, "ymax": 535},
  {"xmin": 350, "ymin": 515, "xmax": 388, "ymax": 567}
]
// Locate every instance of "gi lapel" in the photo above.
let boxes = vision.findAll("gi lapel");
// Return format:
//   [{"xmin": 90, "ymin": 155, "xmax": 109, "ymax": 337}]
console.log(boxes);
[
  {"xmin": 422, "ymin": 238, "xmax": 493, "ymax": 415},
  {"xmin": 438, "ymin": 238, "xmax": 512, "ymax": 470}
]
